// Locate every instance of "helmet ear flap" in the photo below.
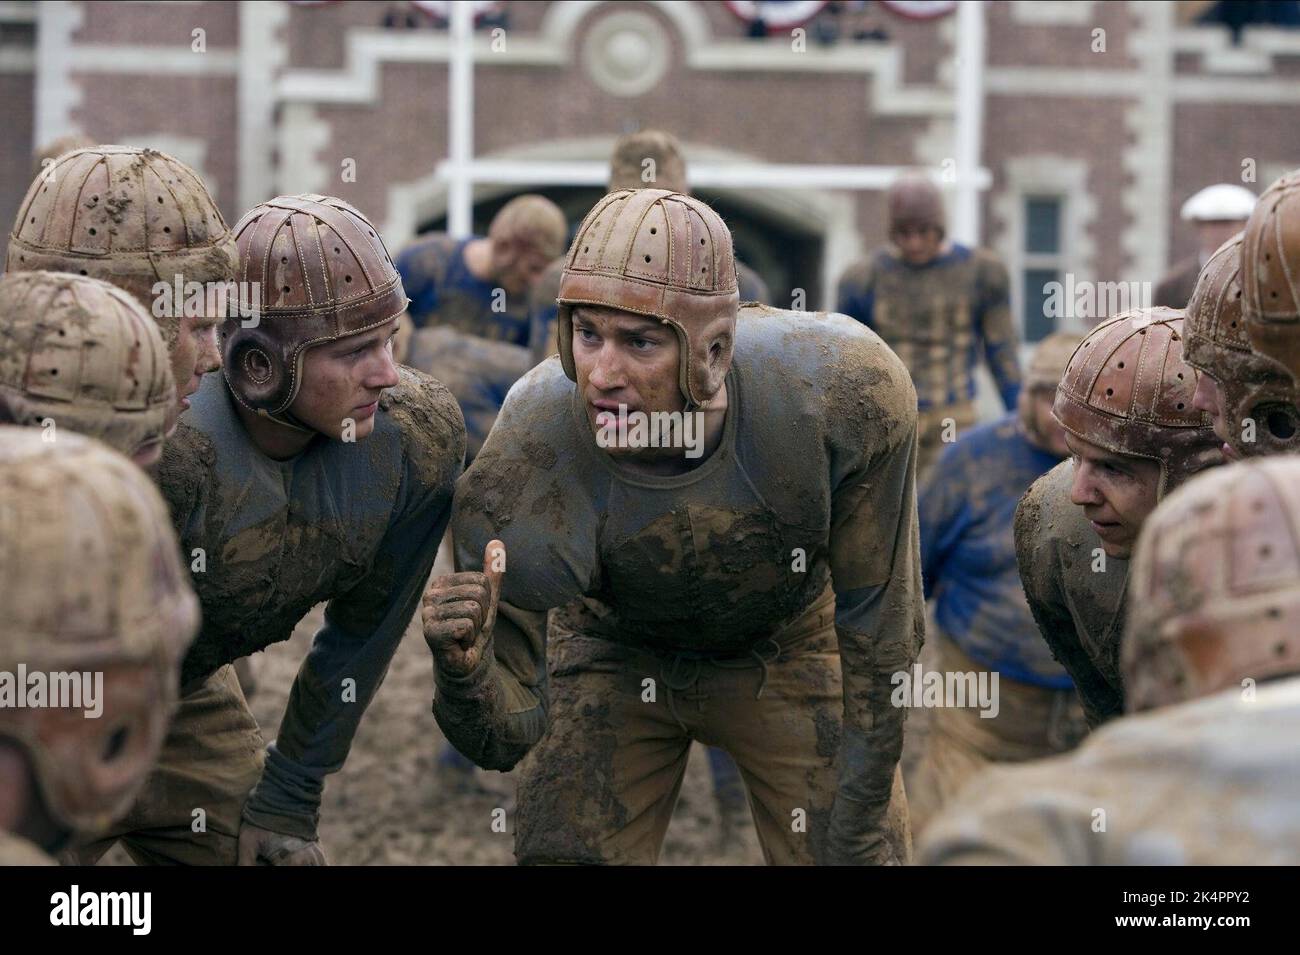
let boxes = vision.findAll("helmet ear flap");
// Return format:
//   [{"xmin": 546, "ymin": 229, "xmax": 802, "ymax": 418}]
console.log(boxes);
[
  {"xmin": 557, "ymin": 304, "xmax": 577, "ymax": 384},
  {"xmin": 221, "ymin": 318, "xmax": 292, "ymax": 414}
]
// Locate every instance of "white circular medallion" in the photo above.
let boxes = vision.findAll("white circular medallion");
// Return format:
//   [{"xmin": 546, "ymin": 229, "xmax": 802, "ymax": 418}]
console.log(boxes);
[{"xmin": 583, "ymin": 11, "xmax": 670, "ymax": 98}]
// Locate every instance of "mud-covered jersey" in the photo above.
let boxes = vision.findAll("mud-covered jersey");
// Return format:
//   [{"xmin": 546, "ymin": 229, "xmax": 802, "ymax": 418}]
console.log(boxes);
[
  {"xmin": 395, "ymin": 232, "xmax": 531, "ymax": 346},
  {"xmin": 837, "ymin": 244, "xmax": 1022, "ymax": 412},
  {"xmin": 158, "ymin": 368, "xmax": 464, "ymax": 838},
  {"xmin": 920, "ymin": 678, "xmax": 1300, "ymax": 864},
  {"xmin": 921, "ymin": 414, "xmax": 1072, "ymax": 687},
  {"xmin": 443, "ymin": 304, "xmax": 925, "ymax": 863},
  {"xmin": 1014, "ymin": 460, "xmax": 1128, "ymax": 725}
]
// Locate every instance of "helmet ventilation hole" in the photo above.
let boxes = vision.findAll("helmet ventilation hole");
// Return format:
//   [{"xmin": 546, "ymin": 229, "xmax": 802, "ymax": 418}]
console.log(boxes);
[
  {"xmin": 88, "ymin": 227, "xmax": 96, "ymax": 235},
  {"xmin": 1260, "ymin": 544, "xmax": 1272, "ymax": 559},
  {"xmin": 649, "ymin": 227, "xmax": 656, "ymax": 235},
  {"xmin": 1177, "ymin": 402, "xmax": 1185, "ymax": 410},
  {"xmin": 1105, "ymin": 388, "xmax": 1114, "ymax": 397},
  {"xmin": 1118, "ymin": 361, "xmax": 1125, "ymax": 369},
  {"xmin": 644, "ymin": 255, "xmax": 650, "ymax": 264},
  {"xmin": 345, "ymin": 275, "xmax": 353, "ymax": 283}
]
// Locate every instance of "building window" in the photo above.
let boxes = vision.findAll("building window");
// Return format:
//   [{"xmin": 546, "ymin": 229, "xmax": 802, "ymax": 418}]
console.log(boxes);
[{"xmin": 1022, "ymin": 195, "xmax": 1064, "ymax": 342}]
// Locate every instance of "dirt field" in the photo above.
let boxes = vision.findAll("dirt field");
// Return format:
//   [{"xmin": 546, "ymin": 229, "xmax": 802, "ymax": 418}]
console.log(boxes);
[{"xmin": 108, "ymin": 539, "xmax": 763, "ymax": 865}]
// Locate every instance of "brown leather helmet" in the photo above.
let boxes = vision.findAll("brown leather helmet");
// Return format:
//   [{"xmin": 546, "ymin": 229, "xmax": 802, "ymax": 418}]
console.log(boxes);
[
  {"xmin": 557, "ymin": 188, "xmax": 739, "ymax": 407},
  {"xmin": 1242, "ymin": 168, "xmax": 1300, "ymax": 382},
  {"xmin": 5, "ymin": 145, "xmax": 238, "ymax": 348},
  {"xmin": 0, "ymin": 427, "xmax": 198, "ymax": 833},
  {"xmin": 1054, "ymin": 308, "xmax": 1221, "ymax": 498},
  {"xmin": 222, "ymin": 194, "xmax": 407, "ymax": 428},
  {"xmin": 1124, "ymin": 457, "xmax": 1300, "ymax": 712},
  {"xmin": 0, "ymin": 272, "xmax": 174, "ymax": 462},
  {"xmin": 1184, "ymin": 232, "xmax": 1300, "ymax": 457}
]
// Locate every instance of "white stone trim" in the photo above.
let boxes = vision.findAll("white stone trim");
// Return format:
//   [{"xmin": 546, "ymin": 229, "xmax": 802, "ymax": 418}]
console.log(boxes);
[
  {"xmin": 1121, "ymin": 1, "xmax": 1172, "ymax": 286},
  {"xmin": 277, "ymin": 100, "xmax": 330, "ymax": 196},
  {"xmin": 277, "ymin": 1, "xmax": 952, "ymax": 116},
  {"xmin": 1173, "ymin": 24, "xmax": 1300, "ymax": 75},
  {"xmin": 65, "ymin": 44, "xmax": 237, "ymax": 72},
  {"xmin": 986, "ymin": 67, "xmax": 1136, "ymax": 97},
  {"xmin": 1010, "ymin": 1, "xmax": 1097, "ymax": 25},
  {"xmin": 34, "ymin": 1, "xmax": 83, "ymax": 150},
  {"xmin": 991, "ymin": 155, "xmax": 1097, "ymax": 337},
  {"xmin": 238, "ymin": 0, "xmax": 287, "ymax": 212}
]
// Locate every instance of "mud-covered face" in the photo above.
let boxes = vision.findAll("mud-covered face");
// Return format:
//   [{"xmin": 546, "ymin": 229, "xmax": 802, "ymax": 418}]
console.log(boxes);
[
  {"xmin": 1190, "ymin": 368, "xmax": 1238, "ymax": 461},
  {"xmin": 289, "ymin": 318, "xmax": 400, "ymax": 441},
  {"xmin": 1065, "ymin": 431, "xmax": 1161, "ymax": 559},
  {"xmin": 891, "ymin": 223, "xmax": 943, "ymax": 266},
  {"xmin": 172, "ymin": 310, "xmax": 224, "ymax": 416},
  {"xmin": 571, "ymin": 304, "xmax": 684, "ymax": 459}
]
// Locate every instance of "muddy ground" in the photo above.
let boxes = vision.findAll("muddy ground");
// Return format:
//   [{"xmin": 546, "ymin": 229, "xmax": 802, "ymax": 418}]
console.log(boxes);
[{"xmin": 108, "ymin": 539, "xmax": 763, "ymax": 866}]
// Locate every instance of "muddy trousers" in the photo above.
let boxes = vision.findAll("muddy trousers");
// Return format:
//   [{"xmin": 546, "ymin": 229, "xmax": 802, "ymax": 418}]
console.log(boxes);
[
  {"xmin": 72, "ymin": 664, "xmax": 265, "ymax": 866},
  {"xmin": 514, "ymin": 591, "xmax": 911, "ymax": 865},
  {"xmin": 904, "ymin": 631, "xmax": 1087, "ymax": 837},
  {"xmin": 916, "ymin": 400, "xmax": 978, "ymax": 488}
]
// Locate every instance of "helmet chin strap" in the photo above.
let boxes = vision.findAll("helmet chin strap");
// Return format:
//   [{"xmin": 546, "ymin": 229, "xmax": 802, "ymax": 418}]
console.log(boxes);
[{"xmin": 260, "ymin": 406, "xmax": 316, "ymax": 435}]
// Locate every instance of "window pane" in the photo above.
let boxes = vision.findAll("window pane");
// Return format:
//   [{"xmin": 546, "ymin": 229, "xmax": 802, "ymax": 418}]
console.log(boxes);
[
  {"xmin": 1025, "ymin": 197, "xmax": 1061, "ymax": 255},
  {"xmin": 1023, "ymin": 268, "xmax": 1060, "ymax": 343}
]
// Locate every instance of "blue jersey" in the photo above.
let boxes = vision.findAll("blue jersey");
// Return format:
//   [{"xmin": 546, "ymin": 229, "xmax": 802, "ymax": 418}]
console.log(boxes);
[
  {"xmin": 395, "ymin": 232, "xmax": 531, "ymax": 346},
  {"xmin": 920, "ymin": 414, "xmax": 1071, "ymax": 688}
]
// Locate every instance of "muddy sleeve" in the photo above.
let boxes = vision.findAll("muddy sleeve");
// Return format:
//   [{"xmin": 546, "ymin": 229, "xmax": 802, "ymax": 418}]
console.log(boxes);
[
  {"xmin": 1013, "ymin": 490, "xmax": 1120, "ymax": 727},
  {"xmin": 430, "ymin": 598, "xmax": 548, "ymax": 772},
  {"xmin": 825, "ymin": 374, "xmax": 925, "ymax": 865},
  {"xmin": 836, "ymin": 260, "xmax": 876, "ymax": 331},
  {"xmin": 241, "ymin": 455, "xmax": 460, "ymax": 841},
  {"xmin": 976, "ymin": 256, "xmax": 1022, "ymax": 410}
]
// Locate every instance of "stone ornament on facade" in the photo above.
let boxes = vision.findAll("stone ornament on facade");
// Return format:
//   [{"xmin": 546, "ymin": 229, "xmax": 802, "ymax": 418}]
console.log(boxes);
[{"xmin": 582, "ymin": 9, "xmax": 671, "ymax": 98}]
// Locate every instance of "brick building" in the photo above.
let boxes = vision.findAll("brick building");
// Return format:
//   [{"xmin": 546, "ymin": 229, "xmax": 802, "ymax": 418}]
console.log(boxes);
[{"xmin": 2, "ymin": 0, "xmax": 1299, "ymax": 341}]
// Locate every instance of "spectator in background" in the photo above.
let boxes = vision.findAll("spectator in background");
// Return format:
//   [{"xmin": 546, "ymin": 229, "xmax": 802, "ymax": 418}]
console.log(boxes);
[
  {"xmin": 1154, "ymin": 183, "xmax": 1255, "ymax": 308},
  {"xmin": 838, "ymin": 173, "xmax": 1022, "ymax": 485},
  {"xmin": 395, "ymin": 194, "xmax": 566, "ymax": 459}
]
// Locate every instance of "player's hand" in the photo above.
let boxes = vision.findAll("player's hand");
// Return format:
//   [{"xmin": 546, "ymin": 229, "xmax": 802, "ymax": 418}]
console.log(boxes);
[
  {"xmin": 422, "ymin": 540, "xmax": 505, "ymax": 677},
  {"xmin": 236, "ymin": 821, "xmax": 327, "ymax": 866}
]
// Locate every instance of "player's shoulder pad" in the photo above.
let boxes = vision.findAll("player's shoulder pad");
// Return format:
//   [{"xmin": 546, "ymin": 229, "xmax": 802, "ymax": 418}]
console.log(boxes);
[
  {"xmin": 1014, "ymin": 458, "xmax": 1073, "ymax": 565},
  {"xmin": 972, "ymin": 246, "xmax": 1011, "ymax": 282},
  {"xmin": 837, "ymin": 255, "xmax": 875, "ymax": 292},
  {"xmin": 735, "ymin": 305, "xmax": 916, "ymax": 458},
  {"xmin": 157, "ymin": 419, "xmax": 217, "ymax": 531},
  {"xmin": 381, "ymin": 365, "xmax": 467, "ymax": 489}
]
